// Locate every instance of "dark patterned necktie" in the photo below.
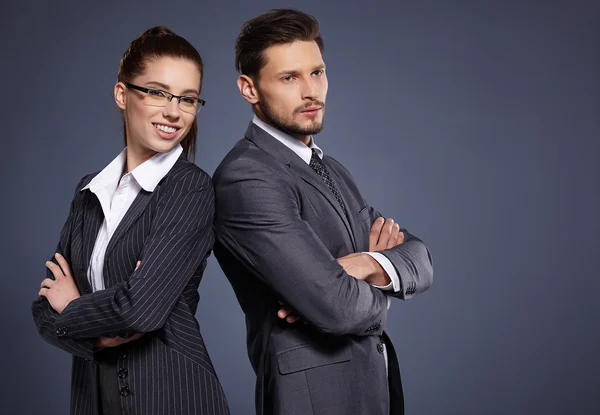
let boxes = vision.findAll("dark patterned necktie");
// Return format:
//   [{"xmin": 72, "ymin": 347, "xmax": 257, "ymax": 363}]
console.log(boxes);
[{"xmin": 309, "ymin": 148, "xmax": 347, "ymax": 216}]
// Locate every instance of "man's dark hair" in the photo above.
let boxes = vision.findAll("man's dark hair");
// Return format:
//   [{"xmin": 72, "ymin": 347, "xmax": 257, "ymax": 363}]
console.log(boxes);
[{"xmin": 235, "ymin": 9, "xmax": 324, "ymax": 78}]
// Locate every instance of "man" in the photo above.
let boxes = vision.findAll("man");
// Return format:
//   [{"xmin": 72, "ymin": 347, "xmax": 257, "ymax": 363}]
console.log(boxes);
[{"xmin": 213, "ymin": 9, "xmax": 433, "ymax": 415}]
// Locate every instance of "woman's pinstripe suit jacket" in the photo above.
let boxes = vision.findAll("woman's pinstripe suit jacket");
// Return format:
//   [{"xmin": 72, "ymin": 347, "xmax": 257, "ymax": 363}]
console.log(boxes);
[{"xmin": 32, "ymin": 155, "xmax": 229, "ymax": 415}]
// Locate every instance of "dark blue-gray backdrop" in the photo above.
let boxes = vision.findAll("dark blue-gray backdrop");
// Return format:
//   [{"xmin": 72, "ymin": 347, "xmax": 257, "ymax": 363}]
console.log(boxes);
[{"xmin": 1, "ymin": 0, "xmax": 598, "ymax": 414}]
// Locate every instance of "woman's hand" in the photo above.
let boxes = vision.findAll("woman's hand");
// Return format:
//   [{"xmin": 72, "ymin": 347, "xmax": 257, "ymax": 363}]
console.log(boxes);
[
  {"xmin": 39, "ymin": 253, "xmax": 80, "ymax": 314},
  {"xmin": 95, "ymin": 333, "xmax": 145, "ymax": 349}
]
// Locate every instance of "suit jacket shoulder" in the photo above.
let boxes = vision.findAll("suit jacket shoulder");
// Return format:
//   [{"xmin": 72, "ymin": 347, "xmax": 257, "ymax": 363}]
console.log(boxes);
[
  {"xmin": 155, "ymin": 155, "xmax": 212, "ymax": 192},
  {"xmin": 214, "ymin": 137, "xmax": 288, "ymax": 180}
]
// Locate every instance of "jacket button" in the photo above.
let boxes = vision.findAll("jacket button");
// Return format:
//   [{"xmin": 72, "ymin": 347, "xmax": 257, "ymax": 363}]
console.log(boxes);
[
  {"xmin": 377, "ymin": 342, "xmax": 385, "ymax": 354},
  {"xmin": 120, "ymin": 386, "xmax": 130, "ymax": 397},
  {"xmin": 118, "ymin": 368, "xmax": 128, "ymax": 379},
  {"xmin": 55, "ymin": 327, "xmax": 68, "ymax": 336}
]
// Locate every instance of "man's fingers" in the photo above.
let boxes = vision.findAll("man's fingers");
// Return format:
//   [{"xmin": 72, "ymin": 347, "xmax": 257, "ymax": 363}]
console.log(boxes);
[
  {"xmin": 277, "ymin": 302, "xmax": 300, "ymax": 323},
  {"xmin": 278, "ymin": 307, "xmax": 293, "ymax": 319},
  {"xmin": 370, "ymin": 217, "xmax": 406, "ymax": 251},
  {"xmin": 45, "ymin": 261, "xmax": 64, "ymax": 279},
  {"xmin": 54, "ymin": 253, "xmax": 73, "ymax": 278},
  {"xmin": 370, "ymin": 217, "xmax": 385, "ymax": 239},
  {"xmin": 398, "ymin": 231, "xmax": 405, "ymax": 245},
  {"xmin": 279, "ymin": 307, "xmax": 299, "ymax": 323},
  {"xmin": 376, "ymin": 218, "xmax": 395, "ymax": 249},
  {"xmin": 387, "ymin": 223, "xmax": 402, "ymax": 248},
  {"xmin": 369, "ymin": 217, "xmax": 385, "ymax": 251},
  {"xmin": 39, "ymin": 287, "xmax": 49, "ymax": 297}
]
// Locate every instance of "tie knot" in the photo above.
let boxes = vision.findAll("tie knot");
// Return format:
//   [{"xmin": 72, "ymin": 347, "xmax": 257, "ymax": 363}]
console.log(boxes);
[
  {"xmin": 310, "ymin": 148, "xmax": 321, "ymax": 162},
  {"xmin": 309, "ymin": 149, "xmax": 323, "ymax": 170}
]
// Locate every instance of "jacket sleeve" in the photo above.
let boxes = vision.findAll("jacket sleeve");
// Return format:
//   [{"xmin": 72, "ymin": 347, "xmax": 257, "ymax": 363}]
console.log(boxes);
[
  {"xmin": 327, "ymin": 156, "xmax": 434, "ymax": 300},
  {"xmin": 214, "ymin": 159, "xmax": 388, "ymax": 337},
  {"xmin": 31, "ymin": 175, "xmax": 96, "ymax": 359},
  {"xmin": 368, "ymin": 205, "xmax": 434, "ymax": 300}
]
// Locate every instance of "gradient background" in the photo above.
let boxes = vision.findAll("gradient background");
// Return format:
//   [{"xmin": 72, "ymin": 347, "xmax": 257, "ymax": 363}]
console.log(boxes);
[{"xmin": 1, "ymin": 0, "xmax": 599, "ymax": 414}]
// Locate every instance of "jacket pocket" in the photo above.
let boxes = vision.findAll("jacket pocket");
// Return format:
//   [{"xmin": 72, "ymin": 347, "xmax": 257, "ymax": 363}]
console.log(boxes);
[
  {"xmin": 358, "ymin": 205, "xmax": 371, "ymax": 221},
  {"xmin": 277, "ymin": 344, "xmax": 352, "ymax": 375}
]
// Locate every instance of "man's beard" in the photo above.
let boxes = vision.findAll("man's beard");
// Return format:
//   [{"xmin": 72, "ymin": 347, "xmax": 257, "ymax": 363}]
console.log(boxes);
[{"xmin": 259, "ymin": 99, "xmax": 325, "ymax": 137}]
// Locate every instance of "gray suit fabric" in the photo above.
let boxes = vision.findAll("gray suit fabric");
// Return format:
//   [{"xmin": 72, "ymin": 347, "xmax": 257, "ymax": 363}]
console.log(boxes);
[{"xmin": 213, "ymin": 123, "xmax": 434, "ymax": 414}]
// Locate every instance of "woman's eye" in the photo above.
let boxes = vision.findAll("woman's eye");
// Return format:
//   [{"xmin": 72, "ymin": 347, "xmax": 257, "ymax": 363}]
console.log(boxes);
[
  {"xmin": 148, "ymin": 89, "xmax": 166, "ymax": 97},
  {"xmin": 181, "ymin": 97, "xmax": 197, "ymax": 105}
]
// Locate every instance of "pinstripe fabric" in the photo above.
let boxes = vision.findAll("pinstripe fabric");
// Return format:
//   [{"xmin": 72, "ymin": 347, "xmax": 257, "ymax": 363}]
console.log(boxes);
[{"xmin": 32, "ymin": 155, "xmax": 229, "ymax": 415}]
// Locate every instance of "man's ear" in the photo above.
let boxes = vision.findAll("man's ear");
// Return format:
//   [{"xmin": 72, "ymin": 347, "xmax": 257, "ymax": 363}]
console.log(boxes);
[{"xmin": 237, "ymin": 75, "xmax": 260, "ymax": 105}]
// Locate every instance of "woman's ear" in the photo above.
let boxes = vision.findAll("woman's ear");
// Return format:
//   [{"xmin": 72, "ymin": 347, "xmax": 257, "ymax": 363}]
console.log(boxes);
[{"xmin": 114, "ymin": 82, "xmax": 127, "ymax": 110}]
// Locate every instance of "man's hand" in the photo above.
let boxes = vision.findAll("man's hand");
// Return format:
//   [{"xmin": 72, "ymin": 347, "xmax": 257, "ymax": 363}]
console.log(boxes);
[
  {"xmin": 337, "ymin": 252, "xmax": 390, "ymax": 286},
  {"xmin": 39, "ymin": 253, "xmax": 80, "ymax": 314},
  {"xmin": 276, "ymin": 219, "xmax": 403, "ymax": 324},
  {"xmin": 277, "ymin": 301, "xmax": 300, "ymax": 323},
  {"xmin": 369, "ymin": 217, "xmax": 404, "ymax": 252}
]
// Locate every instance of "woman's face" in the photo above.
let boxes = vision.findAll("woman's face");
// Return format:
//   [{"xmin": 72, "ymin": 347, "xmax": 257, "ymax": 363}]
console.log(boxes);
[{"xmin": 115, "ymin": 57, "xmax": 201, "ymax": 159}]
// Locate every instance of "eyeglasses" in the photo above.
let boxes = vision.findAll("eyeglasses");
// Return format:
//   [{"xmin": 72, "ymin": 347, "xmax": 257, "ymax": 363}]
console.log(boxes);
[{"xmin": 124, "ymin": 82, "xmax": 206, "ymax": 114}]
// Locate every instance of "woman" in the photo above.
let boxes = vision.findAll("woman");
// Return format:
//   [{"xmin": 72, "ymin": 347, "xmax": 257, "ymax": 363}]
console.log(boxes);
[{"xmin": 32, "ymin": 26, "xmax": 229, "ymax": 415}]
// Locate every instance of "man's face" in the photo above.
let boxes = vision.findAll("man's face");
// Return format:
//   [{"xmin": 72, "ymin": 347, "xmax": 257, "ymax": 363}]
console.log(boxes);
[{"xmin": 254, "ymin": 40, "xmax": 328, "ymax": 140}]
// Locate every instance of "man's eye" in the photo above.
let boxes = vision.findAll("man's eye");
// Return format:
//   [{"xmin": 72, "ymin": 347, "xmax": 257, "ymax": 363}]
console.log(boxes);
[
  {"xmin": 282, "ymin": 76, "xmax": 294, "ymax": 82},
  {"xmin": 312, "ymin": 70, "xmax": 324, "ymax": 76}
]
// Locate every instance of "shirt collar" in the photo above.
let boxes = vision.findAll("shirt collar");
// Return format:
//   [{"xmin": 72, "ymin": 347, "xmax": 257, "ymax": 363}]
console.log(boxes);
[
  {"xmin": 82, "ymin": 144, "xmax": 183, "ymax": 193},
  {"xmin": 82, "ymin": 149, "xmax": 127, "ymax": 193},
  {"xmin": 252, "ymin": 115, "xmax": 323, "ymax": 164},
  {"xmin": 130, "ymin": 144, "xmax": 183, "ymax": 192}
]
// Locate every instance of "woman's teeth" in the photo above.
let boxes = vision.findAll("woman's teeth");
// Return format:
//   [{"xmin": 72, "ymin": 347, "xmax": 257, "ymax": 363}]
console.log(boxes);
[{"xmin": 154, "ymin": 124, "xmax": 177, "ymax": 133}]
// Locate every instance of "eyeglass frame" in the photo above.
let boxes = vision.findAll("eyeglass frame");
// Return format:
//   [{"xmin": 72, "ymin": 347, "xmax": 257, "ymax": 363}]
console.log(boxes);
[{"xmin": 124, "ymin": 82, "xmax": 206, "ymax": 114}]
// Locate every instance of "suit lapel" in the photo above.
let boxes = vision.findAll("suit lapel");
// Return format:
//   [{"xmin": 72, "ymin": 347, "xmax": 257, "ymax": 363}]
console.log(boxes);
[
  {"xmin": 290, "ymin": 158, "xmax": 357, "ymax": 252},
  {"xmin": 79, "ymin": 190, "xmax": 103, "ymax": 293},
  {"xmin": 326, "ymin": 161, "xmax": 363, "ymax": 251},
  {"xmin": 90, "ymin": 155, "xmax": 183, "ymax": 286},
  {"xmin": 245, "ymin": 123, "xmax": 358, "ymax": 252},
  {"xmin": 104, "ymin": 189, "xmax": 153, "ymax": 261}
]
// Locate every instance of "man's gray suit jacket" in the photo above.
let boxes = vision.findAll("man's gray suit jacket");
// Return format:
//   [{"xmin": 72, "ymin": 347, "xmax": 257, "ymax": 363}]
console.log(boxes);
[{"xmin": 213, "ymin": 123, "xmax": 433, "ymax": 415}]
